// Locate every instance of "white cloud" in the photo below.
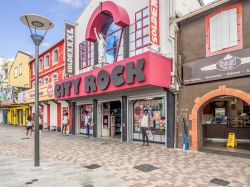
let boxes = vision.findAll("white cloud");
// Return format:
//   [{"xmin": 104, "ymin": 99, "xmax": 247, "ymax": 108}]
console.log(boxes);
[{"xmin": 57, "ymin": 0, "xmax": 87, "ymax": 8}]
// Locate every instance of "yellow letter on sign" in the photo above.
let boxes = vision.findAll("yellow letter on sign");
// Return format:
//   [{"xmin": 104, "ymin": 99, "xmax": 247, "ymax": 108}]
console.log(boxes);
[{"xmin": 227, "ymin": 133, "xmax": 237, "ymax": 148}]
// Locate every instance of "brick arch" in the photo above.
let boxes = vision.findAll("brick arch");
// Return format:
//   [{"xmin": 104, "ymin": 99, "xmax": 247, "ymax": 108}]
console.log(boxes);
[{"xmin": 189, "ymin": 85, "xmax": 250, "ymax": 151}]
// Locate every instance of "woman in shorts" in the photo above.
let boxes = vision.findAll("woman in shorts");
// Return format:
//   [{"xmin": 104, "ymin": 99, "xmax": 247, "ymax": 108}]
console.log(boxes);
[{"xmin": 26, "ymin": 116, "xmax": 33, "ymax": 138}]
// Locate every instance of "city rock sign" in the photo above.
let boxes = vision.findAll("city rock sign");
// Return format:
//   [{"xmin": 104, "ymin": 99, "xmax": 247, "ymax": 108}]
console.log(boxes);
[{"xmin": 54, "ymin": 58, "xmax": 145, "ymax": 98}]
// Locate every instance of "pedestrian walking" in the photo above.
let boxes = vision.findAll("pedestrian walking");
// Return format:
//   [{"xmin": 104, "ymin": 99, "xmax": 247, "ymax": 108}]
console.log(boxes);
[
  {"xmin": 26, "ymin": 116, "xmax": 33, "ymax": 138},
  {"xmin": 39, "ymin": 114, "xmax": 43, "ymax": 138},
  {"xmin": 140, "ymin": 109, "xmax": 150, "ymax": 146},
  {"xmin": 84, "ymin": 111, "xmax": 91, "ymax": 137},
  {"xmin": 62, "ymin": 112, "xmax": 69, "ymax": 134}
]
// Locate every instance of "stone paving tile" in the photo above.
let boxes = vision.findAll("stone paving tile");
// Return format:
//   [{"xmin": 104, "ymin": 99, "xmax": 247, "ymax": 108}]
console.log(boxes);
[{"xmin": 0, "ymin": 125, "xmax": 250, "ymax": 187}]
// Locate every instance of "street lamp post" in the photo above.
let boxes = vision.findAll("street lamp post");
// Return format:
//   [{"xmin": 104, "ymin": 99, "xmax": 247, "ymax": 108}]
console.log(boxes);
[{"xmin": 20, "ymin": 14, "xmax": 53, "ymax": 167}]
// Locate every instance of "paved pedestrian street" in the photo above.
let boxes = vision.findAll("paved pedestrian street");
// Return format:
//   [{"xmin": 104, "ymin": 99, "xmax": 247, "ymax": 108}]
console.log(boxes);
[{"xmin": 0, "ymin": 125, "xmax": 249, "ymax": 187}]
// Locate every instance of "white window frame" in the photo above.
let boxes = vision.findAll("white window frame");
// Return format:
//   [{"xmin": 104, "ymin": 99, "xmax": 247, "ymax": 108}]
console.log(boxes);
[
  {"xmin": 44, "ymin": 76, "xmax": 49, "ymax": 84},
  {"xmin": 209, "ymin": 8, "xmax": 238, "ymax": 53},
  {"xmin": 39, "ymin": 58, "xmax": 43, "ymax": 72},
  {"xmin": 14, "ymin": 67, "xmax": 18, "ymax": 78},
  {"xmin": 19, "ymin": 64, "xmax": 22, "ymax": 75},
  {"xmin": 44, "ymin": 53, "xmax": 50, "ymax": 69},
  {"xmin": 52, "ymin": 73, "xmax": 59, "ymax": 82},
  {"xmin": 52, "ymin": 48, "xmax": 59, "ymax": 65},
  {"xmin": 39, "ymin": 79, "xmax": 42, "ymax": 86}
]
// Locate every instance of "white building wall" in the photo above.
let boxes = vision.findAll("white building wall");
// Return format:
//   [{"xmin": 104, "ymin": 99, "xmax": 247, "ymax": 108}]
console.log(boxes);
[
  {"xmin": 43, "ymin": 104, "xmax": 48, "ymax": 129},
  {"xmin": 175, "ymin": 0, "xmax": 202, "ymax": 18},
  {"xmin": 75, "ymin": 0, "xmax": 148, "ymax": 75},
  {"xmin": 49, "ymin": 102, "xmax": 57, "ymax": 130},
  {"xmin": 75, "ymin": 0, "xmax": 202, "ymax": 75}
]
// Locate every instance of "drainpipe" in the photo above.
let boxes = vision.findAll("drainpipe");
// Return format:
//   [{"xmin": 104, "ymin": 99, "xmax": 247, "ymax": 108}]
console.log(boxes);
[
  {"xmin": 174, "ymin": 23, "xmax": 180, "ymax": 149},
  {"xmin": 168, "ymin": 0, "xmax": 180, "ymax": 148}
]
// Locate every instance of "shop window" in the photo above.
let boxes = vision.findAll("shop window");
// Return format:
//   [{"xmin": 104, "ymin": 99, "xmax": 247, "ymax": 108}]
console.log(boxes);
[
  {"xmin": 135, "ymin": 7, "xmax": 149, "ymax": 50},
  {"xmin": 39, "ymin": 58, "xmax": 43, "ymax": 71},
  {"xmin": 133, "ymin": 98, "xmax": 165, "ymax": 143},
  {"xmin": 79, "ymin": 41, "xmax": 92, "ymax": 69},
  {"xmin": 205, "ymin": 3, "xmax": 242, "ymax": 57},
  {"xmin": 14, "ymin": 67, "xmax": 18, "ymax": 78},
  {"xmin": 44, "ymin": 76, "xmax": 49, "ymax": 84},
  {"xmin": 44, "ymin": 54, "xmax": 50, "ymax": 68},
  {"xmin": 202, "ymin": 97, "xmax": 250, "ymax": 128},
  {"xmin": 52, "ymin": 73, "xmax": 58, "ymax": 82},
  {"xmin": 80, "ymin": 105, "xmax": 93, "ymax": 135},
  {"xmin": 19, "ymin": 64, "xmax": 22, "ymax": 75},
  {"xmin": 53, "ymin": 49, "xmax": 59, "ymax": 64}
]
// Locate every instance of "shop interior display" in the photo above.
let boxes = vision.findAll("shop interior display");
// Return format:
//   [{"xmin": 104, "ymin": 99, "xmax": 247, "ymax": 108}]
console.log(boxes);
[
  {"xmin": 133, "ymin": 98, "xmax": 166, "ymax": 135},
  {"xmin": 202, "ymin": 98, "xmax": 250, "ymax": 128},
  {"xmin": 110, "ymin": 101, "xmax": 121, "ymax": 136}
]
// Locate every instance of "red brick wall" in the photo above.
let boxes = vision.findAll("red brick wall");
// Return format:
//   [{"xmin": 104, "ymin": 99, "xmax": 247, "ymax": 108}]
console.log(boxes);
[{"xmin": 57, "ymin": 103, "xmax": 61, "ymax": 131}]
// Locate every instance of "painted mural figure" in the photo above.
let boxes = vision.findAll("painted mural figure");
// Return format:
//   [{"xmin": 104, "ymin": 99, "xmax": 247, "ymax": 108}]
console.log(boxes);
[
  {"xmin": 113, "ymin": 35, "xmax": 118, "ymax": 60},
  {"xmin": 94, "ymin": 27, "xmax": 107, "ymax": 64}
]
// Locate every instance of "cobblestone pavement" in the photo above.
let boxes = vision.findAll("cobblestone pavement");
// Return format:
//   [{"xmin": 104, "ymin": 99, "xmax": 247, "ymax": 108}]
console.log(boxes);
[{"xmin": 0, "ymin": 125, "xmax": 250, "ymax": 187}]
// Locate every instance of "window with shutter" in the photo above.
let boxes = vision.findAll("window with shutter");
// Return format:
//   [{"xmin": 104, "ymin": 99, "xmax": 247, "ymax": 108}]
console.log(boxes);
[{"xmin": 206, "ymin": 3, "xmax": 242, "ymax": 57}]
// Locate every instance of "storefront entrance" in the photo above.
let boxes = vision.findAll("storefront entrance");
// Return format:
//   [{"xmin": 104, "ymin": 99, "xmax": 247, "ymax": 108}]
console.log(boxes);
[
  {"xmin": 79, "ymin": 104, "xmax": 93, "ymax": 135},
  {"xmin": 101, "ymin": 101, "xmax": 121, "ymax": 138},
  {"xmin": 202, "ymin": 96, "xmax": 250, "ymax": 151},
  {"xmin": 189, "ymin": 86, "xmax": 250, "ymax": 151}
]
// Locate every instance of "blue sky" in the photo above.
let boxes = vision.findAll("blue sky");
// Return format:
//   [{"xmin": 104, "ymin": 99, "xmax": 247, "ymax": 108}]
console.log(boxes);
[
  {"xmin": 0, "ymin": 0, "xmax": 89, "ymax": 59},
  {"xmin": 0, "ymin": 0, "xmax": 215, "ymax": 60}
]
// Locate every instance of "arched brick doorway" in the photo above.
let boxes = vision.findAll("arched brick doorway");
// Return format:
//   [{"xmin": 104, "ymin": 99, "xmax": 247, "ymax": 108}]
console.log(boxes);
[{"xmin": 189, "ymin": 85, "xmax": 250, "ymax": 151}]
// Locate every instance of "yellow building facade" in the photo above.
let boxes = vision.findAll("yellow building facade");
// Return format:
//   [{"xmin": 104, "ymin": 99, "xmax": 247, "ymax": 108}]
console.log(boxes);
[
  {"xmin": 7, "ymin": 51, "xmax": 32, "ymax": 126},
  {"xmin": 8, "ymin": 51, "xmax": 32, "ymax": 88},
  {"xmin": 8, "ymin": 105, "xmax": 30, "ymax": 126}
]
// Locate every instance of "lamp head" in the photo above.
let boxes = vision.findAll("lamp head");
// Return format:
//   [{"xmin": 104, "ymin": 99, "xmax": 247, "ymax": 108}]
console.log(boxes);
[{"xmin": 20, "ymin": 14, "xmax": 54, "ymax": 30}]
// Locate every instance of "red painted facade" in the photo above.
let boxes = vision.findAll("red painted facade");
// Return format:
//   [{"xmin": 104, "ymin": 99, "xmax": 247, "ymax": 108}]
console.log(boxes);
[
  {"xmin": 29, "ymin": 39, "xmax": 65, "ymax": 87},
  {"xmin": 28, "ymin": 39, "xmax": 69, "ymax": 132},
  {"xmin": 57, "ymin": 103, "xmax": 61, "ymax": 129}
]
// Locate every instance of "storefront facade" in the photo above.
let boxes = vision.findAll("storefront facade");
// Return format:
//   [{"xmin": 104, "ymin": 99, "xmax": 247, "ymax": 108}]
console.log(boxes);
[
  {"xmin": 55, "ymin": 0, "xmax": 203, "ymax": 147},
  {"xmin": 0, "ymin": 51, "xmax": 32, "ymax": 126},
  {"xmin": 177, "ymin": 0, "xmax": 250, "ymax": 150},
  {"xmin": 0, "ymin": 87, "xmax": 28, "ymax": 126},
  {"xmin": 18, "ymin": 82, "xmax": 70, "ymax": 132},
  {"xmin": 56, "ymin": 51, "xmax": 173, "ymax": 143},
  {"xmin": 7, "ymin": 105, "xmax": 29, "ymax": 126},
  {"xmin": 26, "ymin": 39, "xmax": 70, "ymax": 132}
]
